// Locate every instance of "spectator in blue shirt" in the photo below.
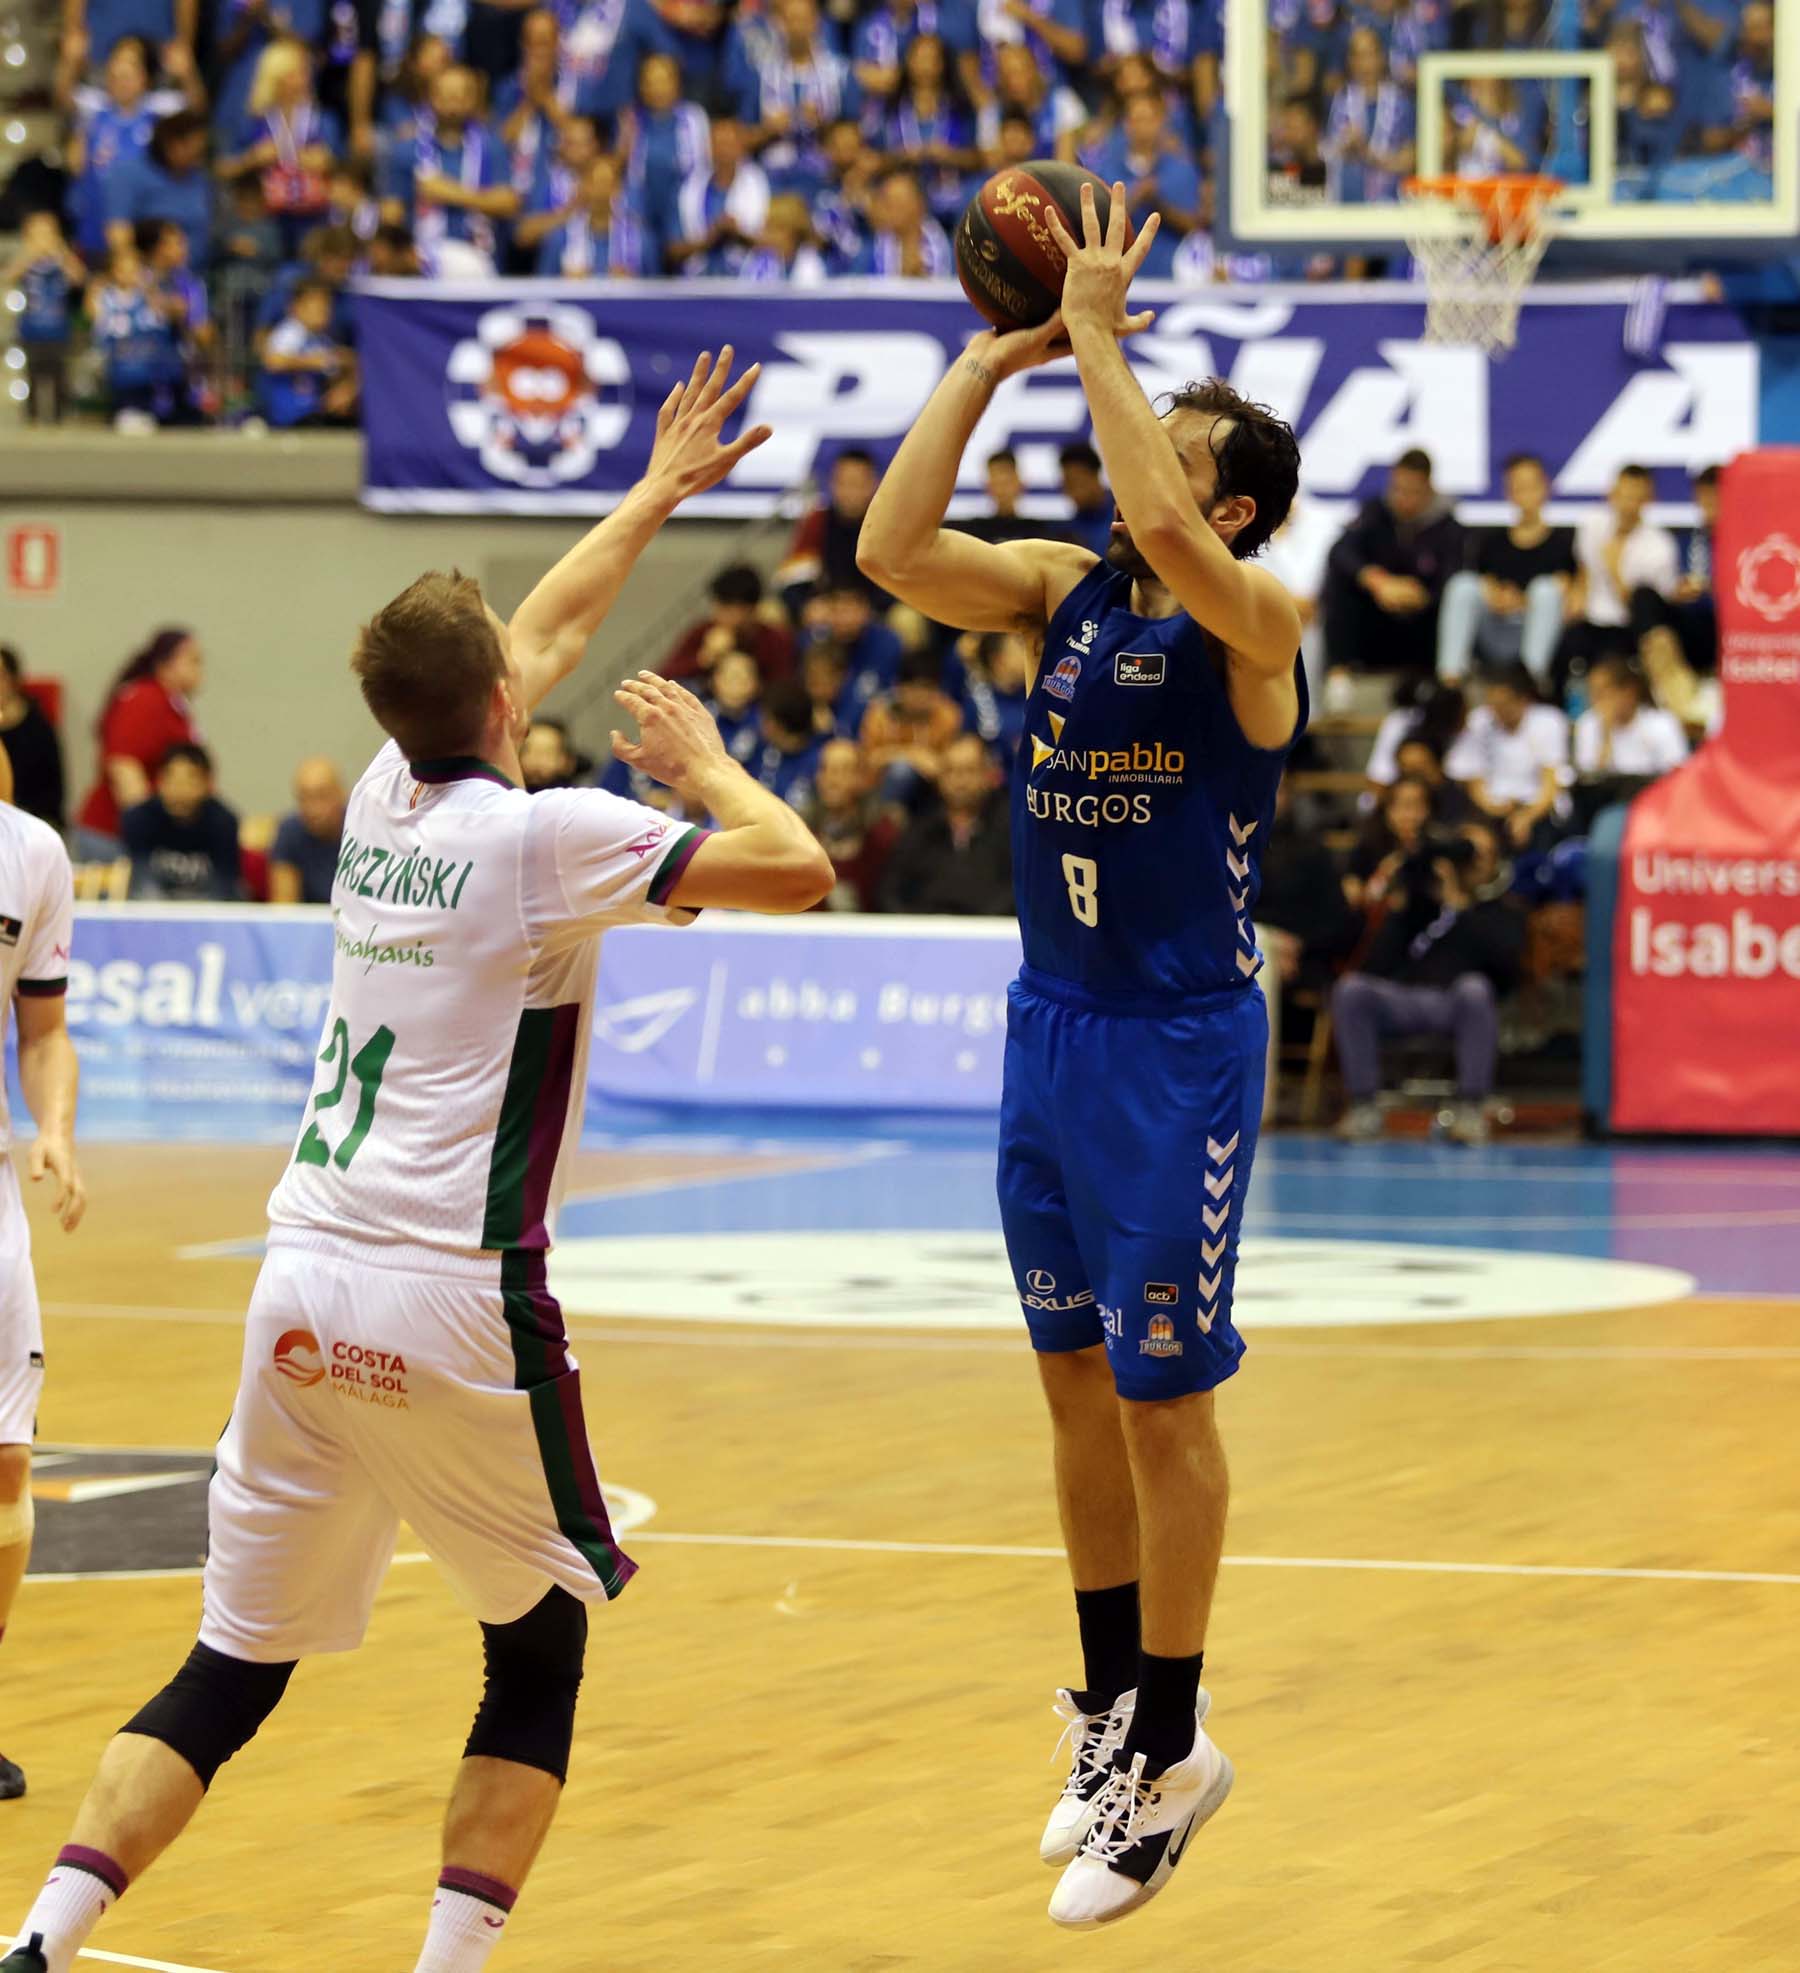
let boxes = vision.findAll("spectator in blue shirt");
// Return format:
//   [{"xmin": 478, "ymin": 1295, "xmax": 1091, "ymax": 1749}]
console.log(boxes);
[
  {"xmin": 808, "ymin": 584, "xmax": 903, "ymax": 720},
  {"xmin": 255, "ymin": 224, "xmax": 358, "ymax": 347},
  {"xmin": 209, "ymin": 0, "xmax": 344, "ymax": 149},
  {"xmin": 975, "ymin": 0, "xmax": 1087, "ymax": 90},
  {"xmin": 495, "ymin": 8, "xmax": 576, "ymax": 215},
  {"xmin": 259, "ymin": 276, "xmax": 359, "ymax": 425},
  {"xmin": 705, "ymin": 650, "xmax": 765, "ymax": 764},
  {"xmin": 813, "ymin": 117, "xmax": 874, "ymax": 267},
  {"xmin": 1446, "ymin": 74, "xmax": 1547, "ymax": 175},
  {"xmin": 89, "ymin": 240, "xmax": 186, "ymax": 427},
  {"xmin": 1283, "ymin": 0, "xmax": 1349, "ymax": 101},
  {"xmin": 846, "ymin": 162, "xmax": 954, "ymax": 275},
  {"xmin": 668, "ymin": 112, "xmax": 771, "ymax": 274},
  {"xmin": 220, "ymin": 37, "xmax": 344, "ymax": 254},
  {"xmin": 854, "ymin": 0, "xmax": 977, "ymax": 108},
  {"xmin": 1092, "ymin": 0, "xmax": 1217, "ymax": 111},
  {"xmin": 122, "ymin": 744, "xmax": 242, "ymax": 902},
  {"xmin": 1690, "ymin": 1, "xmax": 1774, "ymax": 192},
  {"xmin": 1085, "ymin": 90, "xmax": 1199, "ymax": 275},
  {"xmin": 959, "ymin": 628, "xmax": 1032, "ymax": 776},
  {"xmin": 268, "ymin": 757, "xmax": 347, "ymax": 904},
  {"xmin": 511, "ymin": 112, "xmax": 604, "ymax": 265},
  {"xmin": 1323, "ymin": 26, "xmax": 1415, "ymax": 202},
  {"xmin": 59, "ymin": 33, "xmax": 196, "ymax": 258},
  {"xmin": 744, "ymin": 680, "xmax": 824, "ymax": 811},
  {"xmin": 975, "ymin": 40, "xmax": 1080, "ymax": 164},
  {"xmin": 2, "ymin": 214, "xmax": 84, "ymax": 425},
  {"xmin": 1608, "ymin": 20, "xmax": 1680, "ymax": 185},
  {"xmin": 105, "ymin": 107, "xmax": 216, "ymax": 265},
  {"xmin": 1059, "ymin": 442, "xmax": 1114, "ymax": 558},
  {"xmin": 738, "ymin": 190, "xmax": 831, "ymax": 282},
  {"xmin": 620, "ymin": 49, "xmax": 710, "ymax": 258},
  {"xmin": 385, "ymin": 63, "xmax": 518, "ymax": 273},
  {"xmin": 535, "ymin": 153, "xmax": 649, "ymax": 273},
  {"xmin": 732, "ymin": 0, "xmax": 859, "ymax": 198},
  {"xmin": 376, "ymin": 30, "xmax": 453, "ymax": 155},
  {"xmin": 143, "ymin": 217, "xmax": 212, "ymax": 415},
  {"xmin": 559, "ymin": 0, "xmax": 653, "ymax": 124},
  {"xmin": 886, "ymin": 33, "xmax": 979, "ymax": 226}
]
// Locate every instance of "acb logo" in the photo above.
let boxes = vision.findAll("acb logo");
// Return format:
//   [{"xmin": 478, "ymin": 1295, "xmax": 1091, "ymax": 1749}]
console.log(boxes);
[{"xmin": 446, "ymin": 304, "xmax": 631, "ymax": 490}]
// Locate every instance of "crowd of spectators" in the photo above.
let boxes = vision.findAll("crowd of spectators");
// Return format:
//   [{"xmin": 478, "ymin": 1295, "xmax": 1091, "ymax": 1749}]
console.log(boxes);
[
  {"xmin": 6, "ymin": 1, "xmax": 1778, "ymax": 424},
  {"xmin": 0, "ymin": 423, "xmax": 1716, "ymax": 1126}
]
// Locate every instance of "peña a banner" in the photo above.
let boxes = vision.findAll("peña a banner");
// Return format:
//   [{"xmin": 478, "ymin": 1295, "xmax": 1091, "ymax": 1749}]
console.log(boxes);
[{"xmin": 354, "ymin": 279, "xmax": 1756, "ymax": 518}]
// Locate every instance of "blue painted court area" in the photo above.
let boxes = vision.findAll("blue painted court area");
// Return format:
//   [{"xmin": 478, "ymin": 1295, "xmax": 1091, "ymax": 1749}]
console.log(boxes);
[{"xmin": 568, "ymin": 1118, "xmax": 1800, "ymax": 1302}]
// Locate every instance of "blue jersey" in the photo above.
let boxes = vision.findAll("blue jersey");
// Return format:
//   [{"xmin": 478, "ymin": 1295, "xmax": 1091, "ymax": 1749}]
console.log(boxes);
[{"xmin": 1010, "ymin": 558, "xmax": 1307, "ymax": 1002}]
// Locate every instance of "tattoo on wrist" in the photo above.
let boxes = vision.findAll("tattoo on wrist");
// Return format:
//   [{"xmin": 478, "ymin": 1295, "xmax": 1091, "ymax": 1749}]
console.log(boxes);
[{"xmin": 962, "ymin": 355, "xmax": 997, "ymax": 387}]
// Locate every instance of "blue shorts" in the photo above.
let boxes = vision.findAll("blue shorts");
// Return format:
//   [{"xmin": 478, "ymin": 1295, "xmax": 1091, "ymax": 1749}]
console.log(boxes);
[{"xmin": 997, "ymin": 967, "xmax": 1268, "ymax": 1401}]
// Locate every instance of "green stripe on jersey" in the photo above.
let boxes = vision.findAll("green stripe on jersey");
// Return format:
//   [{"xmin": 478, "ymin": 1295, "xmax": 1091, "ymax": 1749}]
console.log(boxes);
[{"xmin": 482, "ymin": 1007, "xmax": 555, "ymax": 1251}]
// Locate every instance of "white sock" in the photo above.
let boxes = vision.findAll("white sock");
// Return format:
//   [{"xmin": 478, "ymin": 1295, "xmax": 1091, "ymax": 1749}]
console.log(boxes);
[
  {"xmin": 14, "ymin": 1847, "xmax": 126, "ymax": 1973},
  {"xmin": 414, "ymin": 1870, "xmax": 516, "ymax": 1973}
]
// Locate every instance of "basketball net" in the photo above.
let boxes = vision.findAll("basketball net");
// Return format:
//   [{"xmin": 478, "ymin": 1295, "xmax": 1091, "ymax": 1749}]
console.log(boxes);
[{"xmin": 1401, "ymin": 175, "xmax": 1563, "ymax": 358}]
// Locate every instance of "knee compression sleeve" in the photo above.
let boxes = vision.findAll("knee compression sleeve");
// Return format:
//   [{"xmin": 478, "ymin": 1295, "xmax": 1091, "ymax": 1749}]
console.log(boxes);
[
  {"xmin": 464, "ymin": 1586, "xmax": 588, "ymax": 1783},
  {"xmin": 124, "ymin": 1642, "xmax": 297, "ymax": 1789}
]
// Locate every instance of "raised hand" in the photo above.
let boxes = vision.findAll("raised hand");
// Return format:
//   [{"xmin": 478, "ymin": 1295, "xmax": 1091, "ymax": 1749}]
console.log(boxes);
[
  {"xmin": 1044, "ymin": 179, "xmax": 1161, "ymax": 342},
  {"xmin": 611, "ymin": 669, "xmax": 730, "ymax": 787},
  {"xmin": 644, "ymin": 346, "xmax": 773, "ymax": 504}
]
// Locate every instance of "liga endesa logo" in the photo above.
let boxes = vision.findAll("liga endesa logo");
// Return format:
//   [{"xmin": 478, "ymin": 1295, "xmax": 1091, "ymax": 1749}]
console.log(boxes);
[
  {"xmin": 271, "ymin": 1329, "xmax": 325, "ymax": 1388},
  {"xmin": 445, "ymin": 305, "xmax": 630, "ymax": 489}
]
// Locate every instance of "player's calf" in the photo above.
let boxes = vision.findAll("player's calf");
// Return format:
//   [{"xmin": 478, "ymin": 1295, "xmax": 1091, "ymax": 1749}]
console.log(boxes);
[{"xmin": 414, "ymin": 1587, "xmax": 588, "ymax": 1973}]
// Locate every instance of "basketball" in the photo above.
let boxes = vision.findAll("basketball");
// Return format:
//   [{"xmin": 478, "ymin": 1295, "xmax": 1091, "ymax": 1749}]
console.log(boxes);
[{"xmin": 955, "ymin": 162, "xmax": 1131, "ymax": 333}]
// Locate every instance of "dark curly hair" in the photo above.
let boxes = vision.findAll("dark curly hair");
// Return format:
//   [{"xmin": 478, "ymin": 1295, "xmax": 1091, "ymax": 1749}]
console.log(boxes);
[{"xmin": 1158, "ymin": 380, "xmax": 1301, "ymax": 561}]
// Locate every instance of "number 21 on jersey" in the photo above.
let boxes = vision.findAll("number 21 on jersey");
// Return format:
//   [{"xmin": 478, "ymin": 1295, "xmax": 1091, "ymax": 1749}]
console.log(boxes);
[
  {"xmin": 294, "ymin": 1018, "xmax": 395, "ymax": 1170},
  {"xmin": 1062, "ymin": 854, "xmax": 1099, "ymax": 927}
]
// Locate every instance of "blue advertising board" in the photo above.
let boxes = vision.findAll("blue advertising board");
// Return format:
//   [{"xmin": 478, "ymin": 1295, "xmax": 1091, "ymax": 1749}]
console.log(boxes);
[
  {"xmin": 356, "ymin": 278, "xmax": 1756, "ymax": 520},
  {"xmin": 11, "ymin": 908, "xmax": 1025, "ymax": 1141}
]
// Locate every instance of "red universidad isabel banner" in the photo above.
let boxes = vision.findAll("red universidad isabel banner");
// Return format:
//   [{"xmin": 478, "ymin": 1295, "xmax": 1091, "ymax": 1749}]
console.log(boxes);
[{"xmin": 1611, "ymin": 448, "xmax": 1800, "ymax": 1133}]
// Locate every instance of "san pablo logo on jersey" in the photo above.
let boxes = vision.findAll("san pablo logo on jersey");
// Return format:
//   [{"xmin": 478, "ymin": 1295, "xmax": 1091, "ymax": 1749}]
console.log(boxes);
[{"xmin": 447, "ymin": 303, "xmax": 631, "ymax": 489}]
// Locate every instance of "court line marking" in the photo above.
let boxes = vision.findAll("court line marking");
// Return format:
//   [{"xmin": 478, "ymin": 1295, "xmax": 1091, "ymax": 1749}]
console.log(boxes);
[
  {"xmin": 2, "ymin": 1940, "xmax": 225, "ymax": 1973},
  {"xmin": 32, "ymin": 1536, "xmax": 1800, "ymax": 1592}
]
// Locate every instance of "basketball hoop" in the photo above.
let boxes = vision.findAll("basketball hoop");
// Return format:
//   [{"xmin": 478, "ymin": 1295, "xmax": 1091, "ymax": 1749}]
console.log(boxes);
[{"xmin": 1400, "ymin": 174, "xmax": 1564, "ymax": 357}]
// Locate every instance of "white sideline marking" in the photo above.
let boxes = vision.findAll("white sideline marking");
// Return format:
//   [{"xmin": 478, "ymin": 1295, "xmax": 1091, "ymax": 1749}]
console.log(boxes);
[
  {"xmin": 3, "ymin": 1940, "xmax": 226, "ymax": 1973},
  {"xmin": 626, "ymin": 1531, "xmax": 1800, "ymax": 1588},
  {"xmin": 34, "ymin": 1533, "xmax": 1800, "ymax": 1592}
]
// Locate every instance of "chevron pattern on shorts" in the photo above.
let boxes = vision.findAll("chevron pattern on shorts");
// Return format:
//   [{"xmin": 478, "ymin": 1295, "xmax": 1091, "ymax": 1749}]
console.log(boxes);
[{"xmin": 1197, "ymin": 1131, "xmax": 1238, "ymax": 1333}]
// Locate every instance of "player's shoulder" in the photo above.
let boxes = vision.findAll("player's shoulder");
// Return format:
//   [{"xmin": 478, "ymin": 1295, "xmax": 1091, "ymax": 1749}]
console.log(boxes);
[
  {"xmin": 1033, "ymin": 541, "xmax": 1105, "ymax": 619},
  {"xmin": 0, "ymin": 804, "xmax": 73, "ymax": 877}
]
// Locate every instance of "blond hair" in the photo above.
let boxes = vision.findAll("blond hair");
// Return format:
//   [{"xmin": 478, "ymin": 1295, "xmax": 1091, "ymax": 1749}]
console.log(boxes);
[{"xmin": 351, "ymin": 571, "xmax": 505, "ymax": 761}]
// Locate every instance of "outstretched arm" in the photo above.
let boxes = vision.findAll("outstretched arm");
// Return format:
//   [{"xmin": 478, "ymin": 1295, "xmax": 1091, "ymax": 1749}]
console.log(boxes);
[
  {"xmin": 857, "ymin": 317, "xmax": 1133, "ymax": 638},
  {"xmin": 509, "ymin": 347, "xmax": 772, "ymax": 712},
  {"xmin": 611, "ymin": 671, "xmax": 832, "ymax": 913},
  {"xmin": 1048, "ymin": 184, "xmax": 1302, "ymax": 679}
]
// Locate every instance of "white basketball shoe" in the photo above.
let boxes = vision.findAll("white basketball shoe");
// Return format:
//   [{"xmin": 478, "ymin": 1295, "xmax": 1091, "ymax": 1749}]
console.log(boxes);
[
  {"xmin": 1040, "ymin": 1689, "xmax": 1135, "ymax": 1866},
  {"xmin": 1047, "ymin": 1705, "xmax": 1234, "ymax": 1929}
]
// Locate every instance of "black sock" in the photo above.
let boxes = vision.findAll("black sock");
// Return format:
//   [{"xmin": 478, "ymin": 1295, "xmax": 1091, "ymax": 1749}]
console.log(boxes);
[
  {"xmin": 1072, "ymin": 1582, "xmax": 1140, "ymax": 1711},
  {"xmin": 1121, "ymin": 1651, "xmax": 1204, "ymax": 1776}
]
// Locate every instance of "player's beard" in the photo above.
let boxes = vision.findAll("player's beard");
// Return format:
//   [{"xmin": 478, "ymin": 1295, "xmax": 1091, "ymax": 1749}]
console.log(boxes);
[{"xmin": 1105, "ymin": 521, "xmax": 1154, "ymax": 581}]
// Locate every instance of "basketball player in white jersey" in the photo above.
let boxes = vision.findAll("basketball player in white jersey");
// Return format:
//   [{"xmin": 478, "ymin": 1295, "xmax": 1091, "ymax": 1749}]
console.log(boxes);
[
  {"xmin": 0, "ymin": 750, "xmax": 85, "ymax": 1809},
  {"xmin": 3, "ymin": 350, "xmax": 831, "ymax": 1973}
]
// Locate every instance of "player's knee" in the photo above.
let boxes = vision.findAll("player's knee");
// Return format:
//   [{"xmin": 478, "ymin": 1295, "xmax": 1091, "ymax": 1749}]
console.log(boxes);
[
  {"xmin": 123, "ymin": 1641, "xmax": 298, "ymax": 1790},
  {"xmin": 0, "ymin": 1443, "xmax": 31, "ymax": 1503},
  {"xmin": 1331, "ymin": 971, "xmax": 1375, "ymax": 1017},
  {"xmin": 464, "ymin": 1585, "xmax": 588, "ymax": 1785},
  {"xmin": 1037, "ymin": 1344, "xmax": 1115, "ymax": 1426}
]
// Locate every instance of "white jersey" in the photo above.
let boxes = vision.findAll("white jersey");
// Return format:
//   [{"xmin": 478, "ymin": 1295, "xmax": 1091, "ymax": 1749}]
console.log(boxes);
[
  {"xmin": 267, "ymin": 743, "xmax": 707, "ymax": 1270},
  {"xmin": 0, "ymin": 805, "xmax": 75, "ymax": 1155}
]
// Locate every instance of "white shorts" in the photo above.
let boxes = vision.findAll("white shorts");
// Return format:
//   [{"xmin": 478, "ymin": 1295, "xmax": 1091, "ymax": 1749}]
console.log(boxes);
[
  {"xmin": 200, "ymin": 1229, "xmax": 637, "ymax": 1664},
  {"xmin": 0, "ymin": 1159, "xmax": 45, "ymax": 1446}
]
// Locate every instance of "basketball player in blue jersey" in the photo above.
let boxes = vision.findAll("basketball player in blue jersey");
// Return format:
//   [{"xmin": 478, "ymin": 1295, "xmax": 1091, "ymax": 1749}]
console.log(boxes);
[{"xmin": 860, "ymin": 185, "xmax": 1305, "ymax": 1930}]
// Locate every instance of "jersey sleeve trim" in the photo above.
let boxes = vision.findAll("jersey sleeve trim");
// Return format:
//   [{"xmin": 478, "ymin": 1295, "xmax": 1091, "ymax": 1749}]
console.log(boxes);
[
  {"xmin": 16, "ymin": 976, "xmax": 68, "ymax": 997},
  {"xmin": 646, "ymin": 824, "xmax": 710, "ymax": 906},
  {"xmin": 411, "ymin": 754, "xmax": 519, "ymax": 790}
]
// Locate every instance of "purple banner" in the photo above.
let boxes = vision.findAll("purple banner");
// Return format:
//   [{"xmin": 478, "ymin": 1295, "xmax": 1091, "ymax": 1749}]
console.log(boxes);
[{"xmin": 356, "ymin": 277, "xmax": 1756, "ymax": 519}]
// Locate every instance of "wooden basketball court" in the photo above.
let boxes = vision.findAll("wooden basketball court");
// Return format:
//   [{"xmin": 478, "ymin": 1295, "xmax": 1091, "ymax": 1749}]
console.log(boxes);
[{"xmin": 5, "ymin": 1139, "xmax": 1798, "ymax": 1972}]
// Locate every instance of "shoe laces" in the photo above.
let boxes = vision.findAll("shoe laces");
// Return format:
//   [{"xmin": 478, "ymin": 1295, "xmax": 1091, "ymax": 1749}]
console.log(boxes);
[
  {"xmin": 1050, "ymin": 1694, "xmax": 1130, "ymax": 1803},
  {"xmin": 1080, "ymin": 1752, "xmax": 1159, "ymax": 1864}
]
